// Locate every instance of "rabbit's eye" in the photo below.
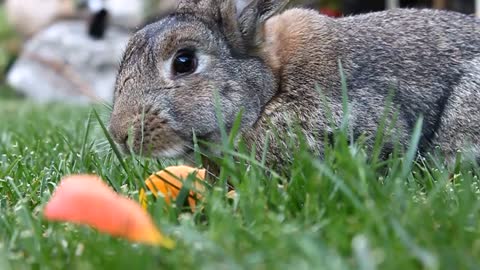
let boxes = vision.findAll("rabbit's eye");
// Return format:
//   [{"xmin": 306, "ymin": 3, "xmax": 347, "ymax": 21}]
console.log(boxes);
[{"xmin": 173, "ymin": 49, "xmax": 197, "ymax": 76}]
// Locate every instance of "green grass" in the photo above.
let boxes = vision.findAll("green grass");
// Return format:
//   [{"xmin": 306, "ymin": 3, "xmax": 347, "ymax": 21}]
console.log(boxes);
[
  {"xmin": 1, "ymin": 99, "xmax": 479, "ymax": 270},
  {"xmin": 0, "ymin": 4, "xmax": 21, "ymax": 98}
]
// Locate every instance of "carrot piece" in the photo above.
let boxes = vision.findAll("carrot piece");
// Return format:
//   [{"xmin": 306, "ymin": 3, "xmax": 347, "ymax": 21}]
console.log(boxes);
[
  {"xmin": 143, "ymin": 166, "xmax": 206, "ymax": 211},
  {"xmin": 44, "ymin": 175, "xmax": 174, "ymax": 248}
]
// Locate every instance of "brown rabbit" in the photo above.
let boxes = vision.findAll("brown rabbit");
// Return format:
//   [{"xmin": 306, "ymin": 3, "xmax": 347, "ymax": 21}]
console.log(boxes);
[{"xmin": 109, "ymin": 0, "xmax": 480, "ymax": 168}]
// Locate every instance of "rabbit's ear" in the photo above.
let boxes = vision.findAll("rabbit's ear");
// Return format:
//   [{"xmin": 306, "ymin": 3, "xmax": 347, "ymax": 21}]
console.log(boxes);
[
  {"xmin": 234, "ymin": 0, "xmax": 251, "ymax": 17},
  {"xmin": 176, "ymin": 0, "xmax": 287, "ymax": 52},
  {"xmin": 236, "ymin": 0, "xmax": 289, "ymax": 49},
  {"xmin": 175, "ymin": 0, "xmax": 245, "ymax": 50}
]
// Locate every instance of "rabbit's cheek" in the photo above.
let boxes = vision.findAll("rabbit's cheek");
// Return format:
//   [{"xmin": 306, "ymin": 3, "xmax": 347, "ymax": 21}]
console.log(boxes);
[
  {"xmin": 220, "ymin": 84, "xmax": 263, "ymax": 128},
  {"xmin": 165, "ymin": 93, "xmax": 217, "ymax": 138}
]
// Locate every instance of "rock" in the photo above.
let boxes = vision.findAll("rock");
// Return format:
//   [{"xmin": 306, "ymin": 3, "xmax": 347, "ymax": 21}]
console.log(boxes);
[
  {"xmin": 5, "ymin": 0, "xmax": 148, "ymax": 37},
  {"xmin": 104, "ymin": 0, "xmax": 145, "ymax": 29},
  {"xmin": 104, "ymin": 0, "xmax": 179, "ymax": 28},
  {"xmin": 5, "ymin": 0, "xmax": 76, "ymax": 37},
  {"xmin": 6, "ymin": 21, "xmax": 130, "ymax": 104}
]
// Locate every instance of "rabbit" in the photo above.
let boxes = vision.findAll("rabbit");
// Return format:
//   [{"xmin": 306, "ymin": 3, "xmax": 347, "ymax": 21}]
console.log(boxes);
[{"xmin": 109, "ymin": 0, "xmax": 480, "ymax": 168}]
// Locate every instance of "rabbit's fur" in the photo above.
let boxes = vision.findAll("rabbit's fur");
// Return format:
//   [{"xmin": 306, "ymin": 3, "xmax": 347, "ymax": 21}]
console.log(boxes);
[{"xmin": 109, "ymin": 0, "xmax": 480, "ymax": 167}]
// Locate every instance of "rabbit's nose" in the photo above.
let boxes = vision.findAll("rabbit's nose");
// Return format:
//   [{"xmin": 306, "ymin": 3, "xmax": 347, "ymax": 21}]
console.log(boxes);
[
  {"xmin": 109, "ymin": 125, "xmax": 128, "ymax": 145},
  {"xmin": 115, "ymin": 131, "xmax": 129, "ymax": 146},
  {"xmin": 108, "ymin": 116, "xmax": 130, "ymax": 148}
]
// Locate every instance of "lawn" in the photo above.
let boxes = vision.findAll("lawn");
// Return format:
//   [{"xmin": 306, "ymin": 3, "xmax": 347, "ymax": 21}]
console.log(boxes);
[{"xmin": 0, "ymin": 98, "xmax": 479, "ymax": 270}]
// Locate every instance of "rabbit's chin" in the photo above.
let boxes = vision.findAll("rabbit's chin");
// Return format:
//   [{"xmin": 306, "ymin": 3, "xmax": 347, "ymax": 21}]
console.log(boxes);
[
  {"xmin": 125, "ymin": 140, "xmax": 193, "ymax": 160},
  {"xmin": 153, "ymin": 143, "xmax": 190, "ymax": 158}
]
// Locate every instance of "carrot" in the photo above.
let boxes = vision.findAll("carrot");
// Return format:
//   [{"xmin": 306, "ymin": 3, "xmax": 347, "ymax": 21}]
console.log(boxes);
[
  {"xmin": 141, "ymin": 166, "xmax": 206, "ymax": 211},
  {"xmin": 44, "ymin": 175, "xmax": 174, "ymax": 248}
]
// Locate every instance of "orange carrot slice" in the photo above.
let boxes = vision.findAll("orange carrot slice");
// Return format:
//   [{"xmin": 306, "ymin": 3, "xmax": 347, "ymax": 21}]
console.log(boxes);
[
  {"xmin": 142, "ymin": 166, "xmax": 206, "ymax": 211},
  {"xmin": 44, "ymin": 175, "xmax": 174, "ymax": 248}
]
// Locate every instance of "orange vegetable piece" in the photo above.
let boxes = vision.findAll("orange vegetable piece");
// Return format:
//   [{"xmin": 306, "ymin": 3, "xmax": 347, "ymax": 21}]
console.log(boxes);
[
  {"xmin": 226, "ymin": 190, "xmax": 237, "ymax": 200},
  {"xmin": 44, "ymin": 175, "xmax": 174, "ymax": 248},
  {"xmin": 142, "ymin": 166, "xmax": 206, "ymax": 211}
]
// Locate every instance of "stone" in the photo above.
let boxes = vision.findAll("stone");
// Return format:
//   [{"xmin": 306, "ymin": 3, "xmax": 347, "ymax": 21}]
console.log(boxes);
[
  {"xmin": 5, "ymin": 0, "xmax": 76, "ymax": 37},
  {"xmin": 5, "ymin": 0, "xmax": 149, "ymax": 37},
  {"xmin": 104, "ymin": 0, "xmax": 145, "ymax": 29},
  {"xmin": 6, "ymin": 20, "xmax": 130, "ymax": 104}
]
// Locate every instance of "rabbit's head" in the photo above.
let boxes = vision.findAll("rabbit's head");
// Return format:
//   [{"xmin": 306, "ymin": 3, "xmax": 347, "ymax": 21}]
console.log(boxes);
[{"xmin": 109, "ymin": 0, "xmax": 287, "ymax": 158}]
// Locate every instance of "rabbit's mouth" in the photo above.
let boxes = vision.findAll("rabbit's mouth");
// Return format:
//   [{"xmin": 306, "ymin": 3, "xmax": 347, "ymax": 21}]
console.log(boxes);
[
  {"xmin": 152, "ymin": 142, "xmax": 192, "ymax": 158},
  {"xmin": 109, "ymin": 107, "xmax": 215, "ymax": 160},
  {"xmin": 129, "ymin": 130, "xmax": 193, "ymax": 159},
  {"xmin": 117, "ymin": 113, "xmax": 193, "ymax": 159},
  {"xmin": 140, "ymin": 131, "xmax": 222, "ymax": 162}
]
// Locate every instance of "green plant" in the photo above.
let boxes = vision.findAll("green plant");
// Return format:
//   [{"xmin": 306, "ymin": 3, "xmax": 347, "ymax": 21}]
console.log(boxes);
[
  {"xmin": 0, "ymin": 74, "xmax": 479, "ymax": 270},
  {"xmin": 0, "ymin": 4, "xmax": 20, "ymax": 94}
]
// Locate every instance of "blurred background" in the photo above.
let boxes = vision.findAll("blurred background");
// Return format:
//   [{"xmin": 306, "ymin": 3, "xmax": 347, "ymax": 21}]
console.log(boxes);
[{"xmin": 0, "ymin": 0, "xmax": 478, "ymax": 105}]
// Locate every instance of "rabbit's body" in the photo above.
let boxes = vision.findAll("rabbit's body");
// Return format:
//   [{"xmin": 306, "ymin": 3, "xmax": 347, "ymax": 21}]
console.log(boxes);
[
  {"xmin": 109, "ymin": 0, "xmax": 480, "ymax": 167},
  {"xmin": 246, "ymin": 8, "xmax": 480, "ymax": 165}
]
